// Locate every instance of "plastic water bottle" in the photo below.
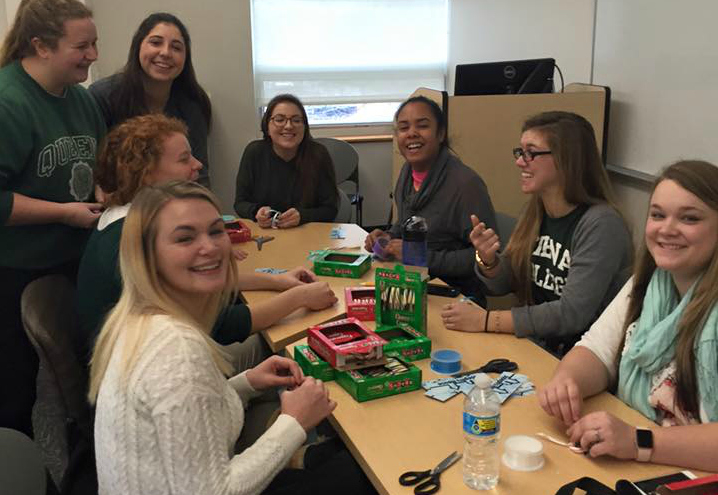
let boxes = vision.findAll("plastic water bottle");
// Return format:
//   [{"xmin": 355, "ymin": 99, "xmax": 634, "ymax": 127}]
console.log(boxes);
[
  {"xmin": 401, "ymin": 216, "xmax": 428, "ymax": 267},
  {"xmin": 463, "ymin": 374, "xmax": 500, "ymax": 490}
]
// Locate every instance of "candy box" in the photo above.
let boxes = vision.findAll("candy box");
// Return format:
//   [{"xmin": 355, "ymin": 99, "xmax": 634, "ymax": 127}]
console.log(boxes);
[
  {"xmin": 293, "ymin": 345, "xmax": 335, "ymax": 382},
  {"xmin": 344, "ymin": 286, "xmax": 376, "ymax": 321},
  {"xmin": 307, "ymin": 318, "xmax": 387, "ymax": 371},
  {"xmin": 335, "ymin": 355, "xmax": 422, "ymax": 402},
  {"xmin": 224, "ymin": 218, "xmax": 252, "ymax": 243},
  {"xmin": 375, "ymin": 264, "xmax": 428, "ymax": 335},
  {"xmin": 376, "ymin": 324, "xmax": 431, "ymax": 362},
  {"xmin": 313, "ymin": 251, "xmax": 371, "ymax": 279}
]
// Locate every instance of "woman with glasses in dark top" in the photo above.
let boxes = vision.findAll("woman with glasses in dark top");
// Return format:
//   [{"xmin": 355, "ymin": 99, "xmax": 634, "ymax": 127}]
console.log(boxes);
[
  {"xmin": 441, "ymin": 111, "xmax": 632, "ymax": 356},
  {"xmin": 234, "ymin": 94, "xmax": 338, "ymax": 228}
]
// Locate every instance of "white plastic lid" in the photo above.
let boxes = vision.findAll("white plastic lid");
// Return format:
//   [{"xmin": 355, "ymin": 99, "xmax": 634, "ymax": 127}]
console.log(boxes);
[{"xmin": 474, "ymin": 373, "xmax": 492, "ymax": 388}]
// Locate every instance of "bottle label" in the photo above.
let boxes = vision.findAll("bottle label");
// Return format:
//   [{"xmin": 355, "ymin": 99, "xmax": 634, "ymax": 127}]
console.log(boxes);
[{"xmin": 463, "ymin": 412, "xmax": 500, "ymax": 437}]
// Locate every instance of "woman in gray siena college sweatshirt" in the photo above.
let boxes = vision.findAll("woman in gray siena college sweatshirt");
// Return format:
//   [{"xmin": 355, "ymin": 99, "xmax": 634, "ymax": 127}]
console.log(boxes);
[{"xmin": 441, "ymin": 111, "xmax": 632, "ymax": 356}]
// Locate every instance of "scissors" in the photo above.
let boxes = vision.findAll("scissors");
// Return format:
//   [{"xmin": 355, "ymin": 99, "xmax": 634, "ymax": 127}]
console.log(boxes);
[
  {"xmin": 451, "ymin": 358, "xmax": 518, "ymax": 378},
  {"xmin": 399, "ymin": 451, "xmax": 462, "ymax": 494},
  {"xmin": 252, "ymin": 235, "xmax": 275, "ymax": 251}
]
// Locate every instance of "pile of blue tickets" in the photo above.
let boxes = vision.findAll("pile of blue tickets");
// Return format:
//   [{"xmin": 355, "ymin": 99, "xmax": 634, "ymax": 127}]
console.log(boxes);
[{"xmin": 421, "ymin": 371, "xmax": 535, "ymax": 403}]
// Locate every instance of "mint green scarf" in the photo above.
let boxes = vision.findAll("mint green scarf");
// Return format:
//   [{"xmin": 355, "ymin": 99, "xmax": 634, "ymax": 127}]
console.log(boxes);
[{"xmin": 618, "ymin": 269, "xmax": 718, "ymax": 422}]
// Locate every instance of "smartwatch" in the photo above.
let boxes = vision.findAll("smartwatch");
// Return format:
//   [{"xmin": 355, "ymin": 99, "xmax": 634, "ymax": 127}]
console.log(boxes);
[
  {"xmin": 635, "ymin": 428, "xmax": 653, "ymax": 462},
  {"xmin": 475, "ymin": 251, "xmax": 499, "ymax": 271}
]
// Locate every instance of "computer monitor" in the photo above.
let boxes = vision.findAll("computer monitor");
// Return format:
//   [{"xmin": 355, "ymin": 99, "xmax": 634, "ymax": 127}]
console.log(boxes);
[{"xmin": 454, "ymin": 58, "xmax": 556, "ymax": 96}]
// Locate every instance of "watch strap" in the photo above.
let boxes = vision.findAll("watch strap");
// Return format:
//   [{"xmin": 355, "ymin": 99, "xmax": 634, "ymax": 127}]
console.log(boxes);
[{"xmin": 635, "ymin": 428, "xmax": 653, "ymax": 462}]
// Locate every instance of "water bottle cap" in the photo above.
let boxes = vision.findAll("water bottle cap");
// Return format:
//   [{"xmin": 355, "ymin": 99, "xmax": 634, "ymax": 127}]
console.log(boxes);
[
  {"xmin": 474, "ymin": 373, "xmax": 492, "ymax": 388},
  {"xmin": 402, "ymin": 215, "xmax": 428, "ymax": 232}
]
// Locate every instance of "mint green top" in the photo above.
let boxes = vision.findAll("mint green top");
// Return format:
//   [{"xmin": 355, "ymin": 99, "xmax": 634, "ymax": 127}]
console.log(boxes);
[{"xmin": 0, "ymin": 61, "xmax": 105, "ymax": 269}]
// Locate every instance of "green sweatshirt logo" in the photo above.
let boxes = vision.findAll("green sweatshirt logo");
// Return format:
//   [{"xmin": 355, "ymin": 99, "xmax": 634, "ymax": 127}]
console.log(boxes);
[{"xmin": 37, "ymin": 135, "xmax": 97, "ymax": 178}]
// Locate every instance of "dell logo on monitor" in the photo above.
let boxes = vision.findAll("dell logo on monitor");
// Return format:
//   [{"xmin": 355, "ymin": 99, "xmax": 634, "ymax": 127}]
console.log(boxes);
[{"xmin": 503, "ymin": 65, "xmax": 517, "ymax": 79}]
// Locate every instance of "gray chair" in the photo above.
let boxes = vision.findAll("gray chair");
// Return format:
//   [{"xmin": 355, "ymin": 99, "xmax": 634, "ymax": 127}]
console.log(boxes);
[
  {"xmin": 334, "ymin": 188, "xmax": 353, "ymax": 223},
  {"xmin": 21, "ymin": 275, "xmax": 90, "ymax": 488},
  {"xmin": 315, "ymin": 137, "xmax": 363, "ymax": 225},
  {"xmin": 0, "ymin": 427, "xmax": 47, "ymax": 495},
  {"xmin": 495, "ymin": 211, "xmax": 517, "ymax": 246}
]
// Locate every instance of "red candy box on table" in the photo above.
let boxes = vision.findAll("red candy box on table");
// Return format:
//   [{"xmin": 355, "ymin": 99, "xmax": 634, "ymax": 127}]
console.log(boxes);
[
  {"xmin": 307, "ymin": 317, "xmax": 387, "ymax": 371},
  {"xmin": 224, "ymin": 218, "xmax": 252, "ymax": 243},
  {"xmin": 344, "ymin": 287, "xmax": 376, "ymax": 321}
]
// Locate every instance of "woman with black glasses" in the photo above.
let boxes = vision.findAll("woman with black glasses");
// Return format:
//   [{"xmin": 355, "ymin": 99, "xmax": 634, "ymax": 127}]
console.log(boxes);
[
  {"xmin": 234, "ymin": 94, "xmax": 338, "ymax": 228},
  {"xmin": 441, "ymin": 111, "xmax": 632, "ymax": 356}
]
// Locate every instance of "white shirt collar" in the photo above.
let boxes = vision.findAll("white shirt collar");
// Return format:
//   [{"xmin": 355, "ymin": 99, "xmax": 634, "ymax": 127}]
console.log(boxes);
[{"xmin": 97, "ymin": 203, "xmax": 131, "ymax": 231}]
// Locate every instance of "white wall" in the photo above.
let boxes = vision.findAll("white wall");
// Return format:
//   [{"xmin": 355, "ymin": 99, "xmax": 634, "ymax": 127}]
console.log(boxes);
[{"xmin": 448, "ymin": 0, "xmax": 596, "ymax": 92}]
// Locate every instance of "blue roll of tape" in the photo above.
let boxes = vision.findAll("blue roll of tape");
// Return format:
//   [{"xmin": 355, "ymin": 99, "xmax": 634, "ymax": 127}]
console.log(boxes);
[{"xmin": 430, "ymin": 349, "xmax": 462, "ymax": 375}]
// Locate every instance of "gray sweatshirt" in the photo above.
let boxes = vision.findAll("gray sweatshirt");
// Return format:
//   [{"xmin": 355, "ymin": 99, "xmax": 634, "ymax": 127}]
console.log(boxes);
[
  {"xmin": 389, "ymin": 147, "xmax": 497, "ymax": 299},
  {"xmin": 477, "ymin": 203, "xmax": 632, "ymax": 343}
]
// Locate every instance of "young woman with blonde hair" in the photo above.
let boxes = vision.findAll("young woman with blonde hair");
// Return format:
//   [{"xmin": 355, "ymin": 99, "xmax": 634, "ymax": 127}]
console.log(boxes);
[
  {"xmin": 442, "ymin": 111, "xmax": 632, "ymax": 356},
  {"xmin": 90, "ymin": 181, "xmax": 373, "ymax": 495},
  {"xmin": 0, "ymin": 0, "xmax": 104, "ymax": 436},
  {"xmin": 541, "ymin": 160, "xmax": 718, "ymax": 471}
]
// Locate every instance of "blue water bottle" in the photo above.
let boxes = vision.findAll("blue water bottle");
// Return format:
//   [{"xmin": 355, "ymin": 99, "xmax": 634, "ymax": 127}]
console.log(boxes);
[{"xmin": 402, "ymin": 216, "xmax": 428, "ymax": 267}]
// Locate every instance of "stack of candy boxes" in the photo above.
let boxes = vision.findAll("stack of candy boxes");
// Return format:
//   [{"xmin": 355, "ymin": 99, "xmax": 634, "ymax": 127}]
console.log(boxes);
[{"xmin": 294, "ymin": 265, "xmax": 432, "ymax": 402}]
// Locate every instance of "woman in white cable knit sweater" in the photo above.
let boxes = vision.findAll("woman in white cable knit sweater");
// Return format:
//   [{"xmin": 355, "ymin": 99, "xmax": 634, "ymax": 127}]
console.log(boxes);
[{"xmin": 87, "ymin": 181, "xmax": 336, "ymax": 495}]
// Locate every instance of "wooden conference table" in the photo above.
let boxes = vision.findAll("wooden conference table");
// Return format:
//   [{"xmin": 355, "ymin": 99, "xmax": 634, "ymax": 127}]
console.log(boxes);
[
  {"xmin": 237, "ymin": 221, "xmax": 696, "ymax": 494},
  {"xmin": 237, "ymin": 220, "xmax": 390, "ymax": 351}
]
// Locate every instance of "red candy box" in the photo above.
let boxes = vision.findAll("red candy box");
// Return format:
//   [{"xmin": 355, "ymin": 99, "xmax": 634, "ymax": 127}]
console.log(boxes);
[
  {"xmin": 307, "ymin": 318, "xmax": 387, "ymax": 370},
  {"xmin": 344, "ymin": 287, "xmax": 376, "ymax": 321}
]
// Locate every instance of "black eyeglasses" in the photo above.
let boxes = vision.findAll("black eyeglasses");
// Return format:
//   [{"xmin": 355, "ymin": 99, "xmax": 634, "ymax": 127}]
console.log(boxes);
[
  {"xmin": 512, "ymin": 147, "xmax": 552, "ymax": 162},
  {"xmin": 270, "ymin": 115, "xmax": 304, "ymax": 126}
]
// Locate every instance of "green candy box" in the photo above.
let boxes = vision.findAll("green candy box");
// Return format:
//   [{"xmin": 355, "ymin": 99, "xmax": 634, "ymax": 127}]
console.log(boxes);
[
  {"xmin": 376, "ymin": 324, "xmax": 431, "ymax": 362},
  {"xmin": 293, "ymin": 345, "xmax": 336, "ymax": 382},
  {"xmin": 335, "ymin": 355, "xmax": 421, "ymax": 402},
  {"xmin": 375, "ymin": 264, "xmax": 429, "ymax": 335},
  {"xmin": 313, "ymin": 251, "xmax": 372, "ymax": 279}
]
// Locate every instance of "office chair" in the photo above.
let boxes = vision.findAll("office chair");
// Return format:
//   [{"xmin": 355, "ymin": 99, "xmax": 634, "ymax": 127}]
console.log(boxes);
[
  {"xmin": 0, "ymin": 427, "xmax": 48, "ymax": 495},
  {"xmin": 334, "ymin": 188, "xmax": 353, "ymax": 223},
  {"xmin": 315, "ymin": 137, "xmax": 363, "ymax": 225},
  {"xmin": 495, "ymin": 211, "xmax": 518, "ymax": 246},
  {"xmin": 21, "ymin": 275, "xmax": 91, "ymax": 488}
]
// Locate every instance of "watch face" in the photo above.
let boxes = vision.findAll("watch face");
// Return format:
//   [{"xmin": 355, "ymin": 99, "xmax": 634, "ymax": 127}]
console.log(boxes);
[{"xmin": 636, "ymin": 428, "xmax": 653, "ymax": 448}]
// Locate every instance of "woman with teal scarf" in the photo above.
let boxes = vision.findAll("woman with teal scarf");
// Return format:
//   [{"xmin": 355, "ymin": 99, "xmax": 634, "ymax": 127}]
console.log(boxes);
[{"xmin": 539, "ymin": 160, "xmax": 718, "ymax": 471}]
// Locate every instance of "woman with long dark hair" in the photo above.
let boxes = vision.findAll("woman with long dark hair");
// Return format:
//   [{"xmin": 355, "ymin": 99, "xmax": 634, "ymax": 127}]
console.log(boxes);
[
  {"xmin": 89, "ymin": 12, "xmax": 212, "ymax": 186},
  {"xmin": 234, "ymin": 94, "xmax": 338, "ymax": 227}
]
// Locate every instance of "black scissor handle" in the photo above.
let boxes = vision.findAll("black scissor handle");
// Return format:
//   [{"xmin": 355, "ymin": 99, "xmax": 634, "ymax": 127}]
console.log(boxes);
[
  {"xmin": 414, "ymin": 476, "xmax": 440, "ymax": 495},
  {"xmin": 399, "ymin": 470, "xmax": 430, "ymax": 486}
]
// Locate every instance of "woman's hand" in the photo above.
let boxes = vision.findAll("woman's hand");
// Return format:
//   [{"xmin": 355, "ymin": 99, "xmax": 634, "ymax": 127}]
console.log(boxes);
[
  {"xmin": 300, "ymin": 282, "xmax": 338, "ymax": 310},
  {"xmin": 385, "ymin": 239, "xmax": 402, "ymax": 260},
  {"xmin": 539, "ymin": 373, "xmax": 584, "ymax": 425},
  {"xmin": 245, "ymin": 355, "xmax": 304, "ymax": 391},
  {"xmin": 364, "ymin": 229, "xmax": 390, "ymax": 252},
  {"xmin": 567, "ymin": 411, "xmax": 638, "ymax": 460},
  {"xmin": 256, "ymin": 206, "xmax": 273, "ymax": 228},
  {"xmin": 277, "ymin": 208, "xmax": 300, "ymax": 228},
  {"xmin": 273, "ymin": 266, "xmax": 317, "ymax": 290},
  {"xmin": 281, "ymin": 377, "xmax": 337, "ymax": 431},
  {"xmin": 469, "ymin": 214, "xmax": 500, "ymax": 269},
  {"xmin": 441, "ymin": 301, "xmax": 486, "ymax": 332},
  {"xmin": 233, "ymin": 248, "xmax": 249, "ymax": 262},
  {"xmin": 62, "ymin": 202, "xmax": 103, "ymax": 228}
]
